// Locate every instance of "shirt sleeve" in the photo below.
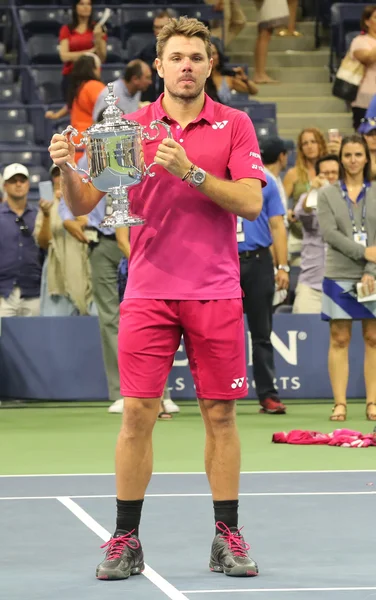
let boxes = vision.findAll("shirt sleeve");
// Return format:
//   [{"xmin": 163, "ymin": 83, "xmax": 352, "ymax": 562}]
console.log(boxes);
[
  {"xmin": 80, "ymin": 80, "xmax": 106, "ymax": 115},
  {"xmin": 58, "ymin": 197, "xmax": 75, "ymax": 221},
  {"xmin": 294, "ymin": 193, "xmax": 319, "ymax": 232},
  {"xmin": 264, "ymin": 175, "xmax": 285, "ymax": 218},
  {"xmin": 92, "ymin": 88, "xmax": 106, "ymax": 121},
  {"xmin": 59, "ymin": 24, "xmax": 70, "ymax": 42},
  {"xmin": 227, "ymin": 111, "xmax": 267, "ymax": 186},
  {"xmin": 350, "ymin": 34, "xmax": 372, "ymax": 57},
  {"xmin": 33, "ymin": 209, "xmax": 43, "ymax": 242},
  {"xmin": 317, "ymin": 187, "xmax": 366, "ymax": 261}
]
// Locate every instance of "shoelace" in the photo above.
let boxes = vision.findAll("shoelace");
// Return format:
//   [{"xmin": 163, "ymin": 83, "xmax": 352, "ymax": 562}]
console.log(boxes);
[
  {"xmin": 100, "ymin": 531, "xmax": 140, "ymax": 561},
  {"xmin": 216, "ymin": 521, "xmax": 250, "ymax": 558}
]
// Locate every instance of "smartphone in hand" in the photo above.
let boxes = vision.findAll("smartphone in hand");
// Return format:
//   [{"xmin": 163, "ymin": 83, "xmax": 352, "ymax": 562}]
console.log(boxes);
[{"xmin": 38, "ymin": 180, "xmax": 54, "ymax": 202}]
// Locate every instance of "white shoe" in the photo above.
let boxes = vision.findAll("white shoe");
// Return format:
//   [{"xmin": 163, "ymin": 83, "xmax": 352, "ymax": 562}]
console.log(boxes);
[
  {"xmin": 108, "ymin": 398, "xmax": 124, "ymax": 414},
  {"xmin": 162, "ymin": 398, "xmax": 180, "ymax": 414}
]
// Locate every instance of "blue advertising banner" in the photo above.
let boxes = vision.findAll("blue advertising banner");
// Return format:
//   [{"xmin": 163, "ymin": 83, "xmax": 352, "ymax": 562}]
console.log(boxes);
[{"xmin": 0, "ymin": 315, "xmax": 367, "ymax": 400}]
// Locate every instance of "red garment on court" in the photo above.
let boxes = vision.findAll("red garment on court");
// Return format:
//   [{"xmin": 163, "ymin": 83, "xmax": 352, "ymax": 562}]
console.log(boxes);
[{"xmin": 272, "ymin": 429, "xmax": 376, "ymax": 447}]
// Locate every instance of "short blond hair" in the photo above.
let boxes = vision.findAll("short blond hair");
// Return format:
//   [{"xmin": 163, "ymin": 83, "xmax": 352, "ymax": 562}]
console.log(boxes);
[{"xmin": 156, "ymin": 16, "xmax": 212, "ymax": 60}]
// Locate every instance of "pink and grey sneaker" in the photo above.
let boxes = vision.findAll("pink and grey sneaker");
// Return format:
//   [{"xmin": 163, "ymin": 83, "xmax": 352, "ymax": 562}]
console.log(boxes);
[
  {"xmin": 259, "ymin": 398, "xmax": 286, "ymax": 414},
  {"xmin": 209, "ymin": 522, "xmax": 259, "ymax": 577},
  {"xmin": 96, "ymin": 531, "xmax": 144, "ymax": 580}
]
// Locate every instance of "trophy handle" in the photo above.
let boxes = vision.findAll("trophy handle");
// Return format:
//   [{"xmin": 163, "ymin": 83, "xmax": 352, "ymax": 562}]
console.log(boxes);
[
  {"xmin": 142, "ymin": 120, "xmax": 172, "ymax": 177},
  {"xmin": 61, "ymin": 125, "xmax": 91, "ymax": 183}
]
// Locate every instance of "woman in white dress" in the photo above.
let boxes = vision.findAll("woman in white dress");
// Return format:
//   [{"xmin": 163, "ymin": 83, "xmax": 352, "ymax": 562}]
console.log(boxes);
[{"xmin": 253, "ymin": 0, "xmax": 289, "ymax": 83}]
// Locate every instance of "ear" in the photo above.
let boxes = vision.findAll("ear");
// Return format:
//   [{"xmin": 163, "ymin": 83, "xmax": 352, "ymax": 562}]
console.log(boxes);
[
  {"xmin": 207, "ymin": 57, "xmax": 213, "ymax": 79},
  {"xmin": 155, "ymin": 58, "xmax": 164, "ymax": 79}
]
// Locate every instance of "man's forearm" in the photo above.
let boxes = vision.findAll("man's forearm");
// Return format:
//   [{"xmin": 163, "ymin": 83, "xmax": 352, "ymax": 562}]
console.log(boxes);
[
  {"xmin": 198, "ymin": 174, "xmax": 262, "ymax": 221},
  {"xmin": 271, "ymin": 223, "xmax": 288, "ymax": 265},
  {"xmin": 61, "ymin": 166, "xmax": 104, "ymax": 216}
]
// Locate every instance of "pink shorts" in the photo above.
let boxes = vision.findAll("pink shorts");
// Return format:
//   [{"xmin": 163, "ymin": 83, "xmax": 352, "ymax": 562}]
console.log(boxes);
[{"xmin": 118, "ymin": 298, "xmax": 247, "ymax": 400}]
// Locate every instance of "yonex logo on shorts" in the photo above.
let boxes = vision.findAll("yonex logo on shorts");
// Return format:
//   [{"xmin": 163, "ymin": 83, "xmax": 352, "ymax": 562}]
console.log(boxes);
[
  {"xmin": 212, "ymin": 121, "xmax": 228, "ymax": 130},
  {"xmin": 231, "ymin": 377, "xmax": 245, "ymax": 389}
]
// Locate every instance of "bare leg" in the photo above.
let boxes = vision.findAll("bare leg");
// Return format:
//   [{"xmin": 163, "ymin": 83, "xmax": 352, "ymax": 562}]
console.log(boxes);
[
  {"xmin": 362, "ymin": 320, "xmax": 376, "ymax": 420},
  {"xmin": 116, "ymin": 397, "xmax": 160, "ymax": 500},
  {"xmin": 287, "ymin": 0, "xmax": 299, "ymax": 34},
  {"xmin": 254, "ymin": 28, "xmax": 277, "ymax": 83},
  {"xmin": 328, "ymin": 320, "xmax": 352, "ymax": 420},
  {"xmin": 199, "ymin": 400, "xmax": 240, "ymax": 499}
]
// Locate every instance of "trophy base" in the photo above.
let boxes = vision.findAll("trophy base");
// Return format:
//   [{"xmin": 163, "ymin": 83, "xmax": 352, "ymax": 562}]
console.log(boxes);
[{"xmin": 100, "ymin": 211, "xmax": 145, "ymax": 228}]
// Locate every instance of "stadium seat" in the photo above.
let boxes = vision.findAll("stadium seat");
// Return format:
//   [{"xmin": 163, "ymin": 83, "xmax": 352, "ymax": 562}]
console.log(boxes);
[
  {"xmin": 345, "ymin": 30, "xmax": 361, "ymax": 51},
  {"xmin": 126, "ymin": 33, "xmax": 155, "ymax": 60},
  {"xmin": 0, "ymin": 83, "xmax": 21, "ymax": 104},
  {"xmin": 121, "ymin": 7, "xmax": 157, "ymax": 43},
  {"xmin": 18, "ymin": 8, "xmax": 65, "ymax": 40},
  {"xmin": 0, "ymin": 107, "xmax": 27, "ymax": 123},
  {"xmin": 27, "ymin": 35, "xmax": 60, "ymax": 64},
  {"xmin": 0, "ymin": 68, "xmax": 14, "ymax": 84},
  {"xmin": 102, "ymin": 64, "xmax": 124, "ymax": 85},
  {"xmin": 32, "ymin": 67, "xmax": 63, "ymax": 105},
  {"xmin": 0, "ymin": 122, "xmax": 35, "ymax": 145},
  {"xmin": 28, "ymin": 165, "xmax": 50, "ymax": 189},
  {"xmin": 106, "ymin": 36, "xmax": 126, "ymax": 63},
  {"xmin": 0, "ymin": 150, "xmax": 43, "ymax": 167},
  {"xmin": 330, "ymin": 3, "xmax": 366, "ymax": 74},
  {"xmin": 274, "ymin": 304, "xmax": 293, "ymax": 314},
  {"xmin": 253, "ymin": 120, "xmax": 278, "ymax": 138}
]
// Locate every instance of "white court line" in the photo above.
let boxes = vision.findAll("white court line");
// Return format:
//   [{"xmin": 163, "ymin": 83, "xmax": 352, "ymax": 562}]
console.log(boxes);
[
  {"xmin": 180, "ymin": 587, "xmax": 376, "ymax": 594},
  {"xmin": 1, "ymin": 469, "xmax": 376, "ymax": 478},
  {"xmin": 57, "ymin": 497, "xmax": 189, "ymax": 600},
  {"xmin": 2, "ymin": 491, "xmax": 376, "ymax": 501}
]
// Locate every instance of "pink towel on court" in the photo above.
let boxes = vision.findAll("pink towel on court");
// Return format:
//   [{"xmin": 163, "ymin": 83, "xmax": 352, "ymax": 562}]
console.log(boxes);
[{"xmin": 272, "ymin": 429, "xmax": 376, "ymax": 447}]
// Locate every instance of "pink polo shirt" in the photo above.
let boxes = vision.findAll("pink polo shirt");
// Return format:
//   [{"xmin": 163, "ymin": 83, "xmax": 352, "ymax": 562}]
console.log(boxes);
[{"xmin": 124, "ymin": 94, "xmax": 266, "ymax": 300}]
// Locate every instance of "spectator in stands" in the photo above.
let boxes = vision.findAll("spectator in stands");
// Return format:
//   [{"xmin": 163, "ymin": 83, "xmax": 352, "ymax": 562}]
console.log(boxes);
[
  {"xmin": 293, "ymin": 154, "xmax": 340, "ymax": 314},
  {"xmin": 359, "ymin": 117, "xmax": 376, "ymax": 179},
  {"xmin": 47, "ymin": 54, "xmax": 105, "ymax": 161},
  {"xmin": 238, "ymin": 170, "xmax": 288, "ymax": 415},
  {"xmin": 207, "ymin": 38, "xmax": 258, "ymax": 103},
  {"xmin": 0, "ymin": 164, "xmax": 42, "ymax": 317},
  {"xmin": 317, "ymin": 135, "xmax": 376, "ymax": 422},
  {"xmin": 283, "ymin": 128, "xmax": 327, "ymax": 263},
  {"xmin": 253, "ymin": 0, "xmax": 289, "ymax": 83},
  {"xmin": 135, "ymin": 9, "xmax": 178, "ymax": 103},
  {"xmin": 260, "ymin": 136, "xmax": 288, "ymax": 215},
  {"xmin": 205, "ymin": 0, "xmax": 246, "ymax": 48},
  {"xmin": 34, "ymin": 164, "xmax": 95, "ymax": 316},
  {"xmin": 349, "ymin": 6, "xmax": 376, "ymax": 130},
  {"xmin": 58, "ymin": 0, "xmax": 107, "ymax": 102},
  {"xmin": 93, "ymin": 60, "xmax": 152, "ymax": 121}
]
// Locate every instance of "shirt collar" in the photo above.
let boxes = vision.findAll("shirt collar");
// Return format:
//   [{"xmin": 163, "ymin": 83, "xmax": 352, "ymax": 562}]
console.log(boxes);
[
  {"xmin": 153, "ymin": 93, "xmax": 215, "ymax": 126},
  {"xmin": 0, "ymin": 201, "xmax": 33, "ymax": 215}
]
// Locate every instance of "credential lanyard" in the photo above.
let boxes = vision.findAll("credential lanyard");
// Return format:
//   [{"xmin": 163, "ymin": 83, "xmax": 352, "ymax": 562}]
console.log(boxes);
[{"xmin": 340, "ymin": 181, "xmax": 368, "ymax": 234}]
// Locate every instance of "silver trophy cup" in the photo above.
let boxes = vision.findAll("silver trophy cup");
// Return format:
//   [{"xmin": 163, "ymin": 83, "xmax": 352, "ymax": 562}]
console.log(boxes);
[{"xmin": 61, "ymin": 81, "xmax": 172, "ymax": 227}]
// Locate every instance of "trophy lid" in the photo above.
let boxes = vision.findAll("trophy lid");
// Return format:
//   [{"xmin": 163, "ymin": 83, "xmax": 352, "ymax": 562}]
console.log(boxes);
[{"xmin": 86, "ymin": 81, "xmax": 141, "ymax": 134}]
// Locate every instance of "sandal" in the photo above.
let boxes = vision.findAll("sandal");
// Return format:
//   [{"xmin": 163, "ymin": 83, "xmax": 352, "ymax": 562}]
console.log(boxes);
[
  {"xmin": 158, "ymin": 400, "xmax": 172, "ymax": 420},
  {"xmin": 366, "ymin": 402, "xmax": 376, "ymax": 421},
  {"xmin": 330, "ymin": 403, "xmax": 347, "ymax": 421}
]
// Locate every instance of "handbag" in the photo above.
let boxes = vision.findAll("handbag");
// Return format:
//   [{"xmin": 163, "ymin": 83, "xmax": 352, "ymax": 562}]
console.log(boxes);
[{"xmin": 332, "ymin": 52, "xmax": 365, "ymax": 102}]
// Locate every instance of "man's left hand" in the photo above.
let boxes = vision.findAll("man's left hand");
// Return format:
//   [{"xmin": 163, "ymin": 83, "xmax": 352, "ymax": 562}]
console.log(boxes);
[
  {"xmin": 276, "ymin": 269, "xmax": 289, "ymax": 291},
  {"xmin": 154, "ymin": 138, "xmax": 192, "ymax": 179}
]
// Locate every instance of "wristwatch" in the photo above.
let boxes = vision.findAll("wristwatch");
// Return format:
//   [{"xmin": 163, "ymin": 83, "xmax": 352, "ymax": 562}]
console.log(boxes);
[
  {"xmin": 278, "ymin": 264, "xmax": 290, "ymax": 273},
  {"xmin": 190, "ymin": 167, "xmax": 206, "ymax": 187}
]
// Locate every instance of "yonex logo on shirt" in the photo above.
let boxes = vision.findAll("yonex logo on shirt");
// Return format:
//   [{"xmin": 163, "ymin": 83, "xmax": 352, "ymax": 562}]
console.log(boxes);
[
  {"xmin": 231, "ymin": 377, "xmax": 245, "ymax": 389},
  {"xmin": 212, "ymin": 120, "xmax": 228, "ymax": 130}
]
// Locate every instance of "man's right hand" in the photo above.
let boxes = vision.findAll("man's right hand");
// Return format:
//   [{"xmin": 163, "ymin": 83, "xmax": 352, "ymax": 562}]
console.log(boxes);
[
  {"xmin": 63, "ymin": 219, "xmax": 89, "ymax": 243},
  {"xmin": 48, "ymin": 134, "xmax": 75, "ymax": 169}
]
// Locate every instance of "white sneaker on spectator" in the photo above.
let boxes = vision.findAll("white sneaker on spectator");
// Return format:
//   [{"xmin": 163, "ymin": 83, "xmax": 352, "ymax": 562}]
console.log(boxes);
[
  {"xmin": 162, "ymin": 398, "xmax": 180, "ymax": 414},
  {"xmin": 108, "ymin": 398, "xmax": 124, "ymax": 414}
]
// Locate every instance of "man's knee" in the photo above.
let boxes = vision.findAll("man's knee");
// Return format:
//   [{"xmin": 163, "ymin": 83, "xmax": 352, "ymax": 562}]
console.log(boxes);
[
  {"xmin": 120, "ymin": 397, "xmax": 159, "ymax": 437},
  {"xmin": 200, "ymin": 400, "xmax": 237, "ymax": 430}
]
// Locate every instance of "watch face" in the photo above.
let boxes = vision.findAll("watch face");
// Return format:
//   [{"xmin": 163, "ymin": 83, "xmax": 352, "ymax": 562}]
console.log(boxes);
[{"xmin": 194, "ymin": 170, "xmax": 205, "ymax": 184}]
